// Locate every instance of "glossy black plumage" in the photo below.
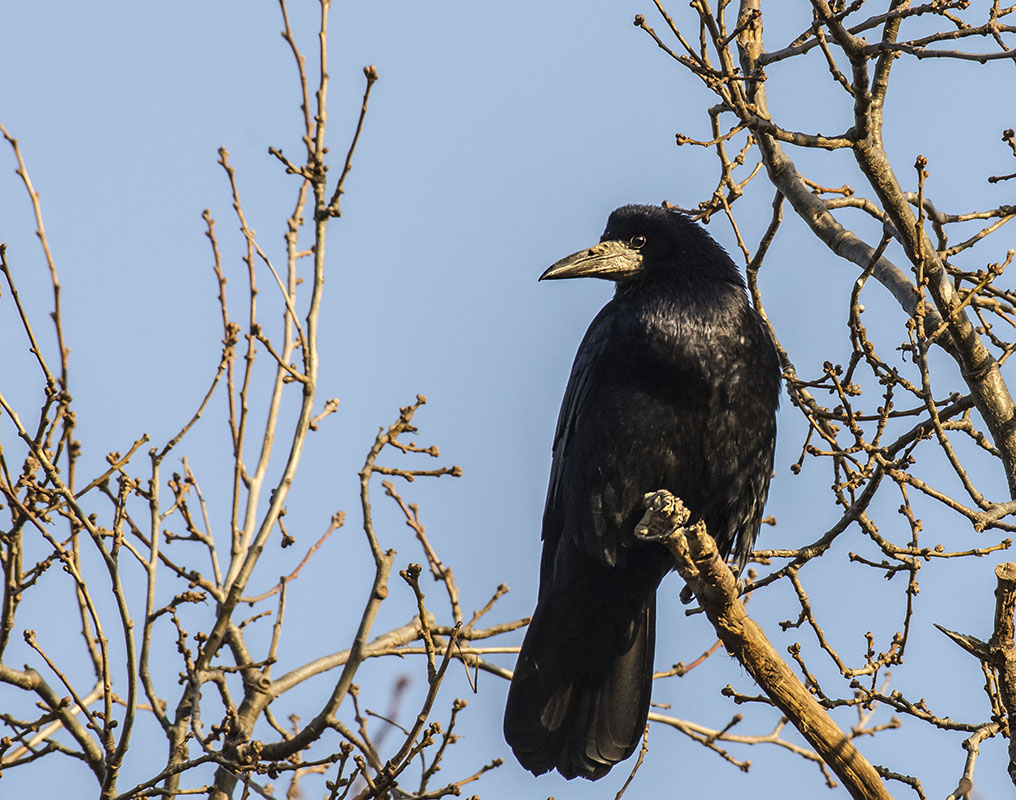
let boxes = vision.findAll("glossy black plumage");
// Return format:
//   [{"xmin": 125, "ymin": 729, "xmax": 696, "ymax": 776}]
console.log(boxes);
[{"xmin": 504, "ymin": 205, "xmax": 780, "ymax": 780}]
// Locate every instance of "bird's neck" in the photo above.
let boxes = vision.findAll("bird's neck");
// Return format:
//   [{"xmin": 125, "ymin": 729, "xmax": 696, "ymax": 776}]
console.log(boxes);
[
  {"xmin": 616, "ymin": 275, "xmax": 744, "ymax": 317},
  {"xmin": 609, "ymin": 279, "xmax": 747, "ymax": 364}
]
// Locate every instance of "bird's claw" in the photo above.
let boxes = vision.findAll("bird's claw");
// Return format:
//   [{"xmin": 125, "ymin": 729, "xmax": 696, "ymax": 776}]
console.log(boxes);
[{"xmin": 635, "ymin": 490, "xmax": 692, "ymax": 541}]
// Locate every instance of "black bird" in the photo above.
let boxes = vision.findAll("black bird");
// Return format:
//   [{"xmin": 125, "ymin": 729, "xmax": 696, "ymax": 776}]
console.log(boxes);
[{"xmin": 503, "ymin": 205, "xmax": 780, "ymax": 780}]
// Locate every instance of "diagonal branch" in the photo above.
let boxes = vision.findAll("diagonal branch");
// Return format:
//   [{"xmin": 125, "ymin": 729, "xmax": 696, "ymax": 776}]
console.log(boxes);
[{"xmin": 636, "ymin": 490, "xmax": 892, "ymax": 800}]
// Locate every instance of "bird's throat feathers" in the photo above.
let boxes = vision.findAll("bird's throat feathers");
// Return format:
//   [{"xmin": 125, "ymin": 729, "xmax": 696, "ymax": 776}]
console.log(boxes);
[{"xmin": 615, "ymin": 272, "xmax": 748, "ymax": 347}]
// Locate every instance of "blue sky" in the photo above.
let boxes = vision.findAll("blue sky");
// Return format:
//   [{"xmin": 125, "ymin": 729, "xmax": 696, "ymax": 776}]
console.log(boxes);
[{"xmin": 2, "ymin": 2, "xmax": 1015, "ymax": 798}]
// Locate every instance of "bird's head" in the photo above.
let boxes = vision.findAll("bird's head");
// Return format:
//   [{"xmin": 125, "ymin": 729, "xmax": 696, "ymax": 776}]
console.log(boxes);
[{"xmin": 539, "ymin": 204, "xmax": 742, "ymax": 289}]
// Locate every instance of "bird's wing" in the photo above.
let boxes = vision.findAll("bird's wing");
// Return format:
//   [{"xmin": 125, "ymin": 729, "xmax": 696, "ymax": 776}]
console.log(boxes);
[{"xmin": 541, "ymin": 304, "xmax": 617, "ymax": 563}]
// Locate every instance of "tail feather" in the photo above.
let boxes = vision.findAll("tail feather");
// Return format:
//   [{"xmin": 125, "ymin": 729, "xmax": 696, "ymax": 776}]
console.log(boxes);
[{"xmin": 504, "ymin": 573, "xmax": 656, "ymax": 780}]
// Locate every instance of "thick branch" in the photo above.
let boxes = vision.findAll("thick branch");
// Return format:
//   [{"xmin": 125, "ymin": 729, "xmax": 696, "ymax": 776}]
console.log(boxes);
[
  {"xmin": 937, "ymin": 562, "xmax": 1016, "ymax": 786},
  {"xmin": 991, "ymin": 562, "xmax": 1016, "ymax": 785},
  {"xmin": 636, "ymin": 490, "xmax": 892, "ymax": 800}
]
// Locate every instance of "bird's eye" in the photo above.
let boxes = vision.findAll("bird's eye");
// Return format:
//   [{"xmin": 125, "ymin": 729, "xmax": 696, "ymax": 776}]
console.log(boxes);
[{"xmin": 630, "ymin": 235, "xmax": 646, "ymax": 249}]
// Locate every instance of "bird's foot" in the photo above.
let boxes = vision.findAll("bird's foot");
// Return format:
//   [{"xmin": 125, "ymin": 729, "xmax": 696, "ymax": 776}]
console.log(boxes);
[{"xmin": 635, "ymin": 490, "xmax": 692, "ymax": 541}]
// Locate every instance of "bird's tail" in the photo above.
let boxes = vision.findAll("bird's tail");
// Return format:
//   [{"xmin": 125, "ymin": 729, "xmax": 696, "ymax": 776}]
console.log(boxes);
[{"xmin": 503, "ymin": 567, "xmax": 656, "ymax": 780}]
